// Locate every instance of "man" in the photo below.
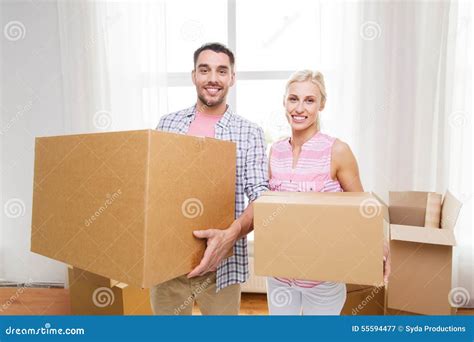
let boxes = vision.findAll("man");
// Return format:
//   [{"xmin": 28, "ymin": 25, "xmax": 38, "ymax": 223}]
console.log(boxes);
[{"xmin": 150, "ymin": 43, "xmax": 268, "ymax": 315}]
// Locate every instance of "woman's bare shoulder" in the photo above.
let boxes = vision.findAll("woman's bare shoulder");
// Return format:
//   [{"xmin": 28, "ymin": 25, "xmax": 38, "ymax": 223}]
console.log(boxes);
[{"xmin": 332, "ymin": 138, "xmax": 353, "ymax": 162}]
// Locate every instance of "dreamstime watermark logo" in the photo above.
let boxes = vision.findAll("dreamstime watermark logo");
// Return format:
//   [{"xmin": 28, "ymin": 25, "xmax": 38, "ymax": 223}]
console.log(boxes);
[
  {"xmin": 262, "ymin": 13, "xmax": 300, "ymax": 47},
  {"xmin": 4, "ymin": 21, "xmax": 26, "ymax": 41},
  {"xmin": 93, "ymin": 110, "xmax": 112, "ymax": 130},
  {"xmin": 351, "ymin": 285, "xmax": 384, "ymax": 315},
  {"xmin": 4, "ymin": 198, "xmax": 26, "ymax": 218},
  {"xmin": 448, "ymin": 111, "xmax": 470, "ymax": 128},
  {"xmin": 269, "ymin": 287, "xmax": 292, "ymax": 307},
  {"xmin": 441, "ymin": 213, "xmax": 455, "ymax": 230},
  {"xmin": 459, "ymin": 192, "xmax": 473, "ymax": 203},
  {"xmin": 359, "ymin": 198, "xmax": 381, "ymax": 219},
  {"xmin": 92, "ymin": 287, "xmax": 115, "ymax": 308},
  {"xmin": 196, "ymin": 103, "xmax": 211, "ymax": 113},
  {"xmin": 448, "ymin": 287, "xmax": 470, "ymax": 308},
  {"xmin": 359, "ymin": 21, "xmax": 381, "ymax": 41},
  {"xmin": 83, "ymin": 10, "xmax": 122, "ymax": 54},
  {"xmin": 0, "ymin": 280, "xmax": 33, "ymax": 313},
  {"xmin": 0, "ymin": 100, "xmax": 33, "ymax": 136},
  {"xmin": 4, "ymin": 322, "xmax": 85, "ymax": 335},
  {"xmin": 84, "ymin": 189, "xmax": 122, "ymax": 227},
  {"xmin": 181, "ymin": 198, "xmax": 204, "ymax": 219},
  {"xmin": 261, "ymin": 203, "xmax": 287, "ymax": 228},
  {"xmin": 174, "ymin": 277, "xmax": 212, "ymax": 315},
  {"xmin": 180, "ymin": 19, "xmax": 204, "ymax": 42}
]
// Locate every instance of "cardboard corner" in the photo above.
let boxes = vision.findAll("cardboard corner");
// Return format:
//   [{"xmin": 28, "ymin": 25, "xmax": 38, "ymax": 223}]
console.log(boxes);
[{"xmin": 441, "ymin": 190, "xmax": 463, "ymax": 230}]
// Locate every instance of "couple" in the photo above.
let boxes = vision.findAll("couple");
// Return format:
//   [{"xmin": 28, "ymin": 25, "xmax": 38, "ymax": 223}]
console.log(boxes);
[{"xmin": 151, "ymin": 42, "xmax": 390, "ymax": 315}]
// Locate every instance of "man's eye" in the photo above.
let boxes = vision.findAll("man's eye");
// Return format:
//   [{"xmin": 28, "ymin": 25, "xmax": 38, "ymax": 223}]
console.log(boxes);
[{"xmin": 200, "ymin": 69, "xmax": 208, "ymax": 73}]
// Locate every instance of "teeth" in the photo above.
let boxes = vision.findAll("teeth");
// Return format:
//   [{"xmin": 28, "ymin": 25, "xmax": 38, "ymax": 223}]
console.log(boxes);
[
  {"xmin": 206, "ymin": 88, "xmax": 220, "ymax": 95},
  {"xmin": 205, "ymin": 87, "xmax": 220, "ymax": 95},
  {"xmin": 292, "ymin": 116, "xmax": 307, "ymax": 122}
]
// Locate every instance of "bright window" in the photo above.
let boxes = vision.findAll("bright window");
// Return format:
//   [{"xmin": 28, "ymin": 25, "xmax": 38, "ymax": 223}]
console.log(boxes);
[{"xmin": 163, "ymin": 0, "xmax": 338, "ymax": 145}]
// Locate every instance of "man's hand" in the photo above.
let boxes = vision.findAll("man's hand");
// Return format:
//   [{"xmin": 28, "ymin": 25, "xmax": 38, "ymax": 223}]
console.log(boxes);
[
  {"xmin": 187, "ymin": 221, "xmax": 242, "ymax": 278},
  {"xmin": 383, "ymin": 240, "xmax": 391, "ymax": 284}
]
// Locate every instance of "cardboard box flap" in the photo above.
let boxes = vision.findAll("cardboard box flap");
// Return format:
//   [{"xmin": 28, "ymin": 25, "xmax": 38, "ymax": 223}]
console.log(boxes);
[
  {"xmin": 389, "ymin": 191, "xmax": 428, "ymax": 207},
  {"xmin": 389, "ymin": 191, "xmax": 428, "ymax": 226},
  {"xmin": 441, "ymin": 190, "xmax": 463, "ymax": 230},
  {"xmin": 114, "ymin": 282, "xmax": 129, "ymax": 289},
  {"xmin": 390, "ymin": 224, "xmax": 456, "ymax": 246}
]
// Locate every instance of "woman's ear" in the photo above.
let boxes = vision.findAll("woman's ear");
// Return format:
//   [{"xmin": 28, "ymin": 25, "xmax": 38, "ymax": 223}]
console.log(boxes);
[{"xmin": 319, "ymin": 100, "xmax": 325, "ymax": 111}]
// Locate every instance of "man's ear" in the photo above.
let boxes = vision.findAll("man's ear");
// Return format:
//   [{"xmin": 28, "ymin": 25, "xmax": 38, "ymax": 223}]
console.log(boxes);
[
  {"xmin": 230, "ymin": 71, "xmax": 236, "ymax": 87},
  {"xmin": 191, "ymin": 69, "xmax": 196, "ymax": 86}
]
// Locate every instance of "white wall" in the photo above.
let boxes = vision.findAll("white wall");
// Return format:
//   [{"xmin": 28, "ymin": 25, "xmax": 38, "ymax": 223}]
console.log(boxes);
[{"xmin": 1, "ymin": 1, "xmax": 67, "ymax": 284}]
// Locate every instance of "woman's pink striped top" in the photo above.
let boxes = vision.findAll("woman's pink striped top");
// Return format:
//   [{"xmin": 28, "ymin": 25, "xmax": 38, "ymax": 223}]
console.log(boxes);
[{"xmin": 269, "ymin": 131, "xmax": 343, "ymax": 288}]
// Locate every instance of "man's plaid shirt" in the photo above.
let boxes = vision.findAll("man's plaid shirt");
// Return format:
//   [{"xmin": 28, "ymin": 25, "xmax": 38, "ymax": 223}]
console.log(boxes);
[{"xmin": 156, "ymin": 105, "xmax": 269, "ymax": 291}]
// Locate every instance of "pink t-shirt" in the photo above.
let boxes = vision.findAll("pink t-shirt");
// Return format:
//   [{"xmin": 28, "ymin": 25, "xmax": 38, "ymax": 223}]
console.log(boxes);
[{"xmin": 187, "ymin": 110, "xmax": 223, "ymax": 138}]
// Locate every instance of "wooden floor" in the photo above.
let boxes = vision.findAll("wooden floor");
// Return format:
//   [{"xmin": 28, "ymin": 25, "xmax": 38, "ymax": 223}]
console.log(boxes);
[{"xmin": 0, "ymin": 288, "xmax": 472, "ymax": 316}]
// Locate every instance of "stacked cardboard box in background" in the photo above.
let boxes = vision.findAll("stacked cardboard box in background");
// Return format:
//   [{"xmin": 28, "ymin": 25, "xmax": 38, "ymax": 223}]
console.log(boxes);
[
  {"xmin": 387, "ymin": 191, "xmax": 462, "ymax": 315},
  {"xmin": 342, "ymin": 284, "xmax": 386, "ymax": 315},
  {"xmin": 68, "ymin": 267, "xmax": 152, "ymax": 315}
]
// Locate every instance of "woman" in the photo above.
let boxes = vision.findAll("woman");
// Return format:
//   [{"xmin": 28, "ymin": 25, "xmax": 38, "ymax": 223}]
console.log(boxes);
[{"xmin": 267, "ymin": 70, "xmax": 390, "ymax": 315}]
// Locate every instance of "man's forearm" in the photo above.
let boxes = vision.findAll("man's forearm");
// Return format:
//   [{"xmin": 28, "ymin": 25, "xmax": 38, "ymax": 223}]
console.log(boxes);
[{"xmin": 229, "ymin": 203, "xmax": 254, "ymax": 240}]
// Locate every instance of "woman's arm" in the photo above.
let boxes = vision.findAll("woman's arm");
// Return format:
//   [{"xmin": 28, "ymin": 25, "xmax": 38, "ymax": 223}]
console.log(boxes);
[
  {"xmin": 331, "ymin": 139, "xmax": 364, "ymax": 192},
  {"xmin": 332, "ymin": 138, "xmax": 390, "ymax": 284}
]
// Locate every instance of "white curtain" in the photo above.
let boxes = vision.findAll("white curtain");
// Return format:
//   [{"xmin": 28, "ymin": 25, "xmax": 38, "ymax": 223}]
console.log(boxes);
[
  {"xmin": 444, "ymin": 0, "xmax": 472, "ymax": 308},
  {"xmin": 346, "ymin": 1, "xmax": 472, "ymax": 306},
  {"xmin": 57, "ymin": 0, "xmax": 168, "ymax": 134}
]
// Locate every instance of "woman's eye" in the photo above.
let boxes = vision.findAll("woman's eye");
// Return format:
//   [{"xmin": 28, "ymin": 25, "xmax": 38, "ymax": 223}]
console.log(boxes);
[
  {"xmin": 306, "ymin": 99, "xmax": 315, "ymax": 104},
  {"xmin": 289, "ymin": 97, "xmax": 297, "ymax": 102}
]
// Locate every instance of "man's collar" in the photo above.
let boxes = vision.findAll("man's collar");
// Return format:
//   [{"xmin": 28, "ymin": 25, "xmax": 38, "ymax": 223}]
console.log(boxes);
[{"xmin": 186, "ymin": 104, "xmax": 234, "ymax": 129}]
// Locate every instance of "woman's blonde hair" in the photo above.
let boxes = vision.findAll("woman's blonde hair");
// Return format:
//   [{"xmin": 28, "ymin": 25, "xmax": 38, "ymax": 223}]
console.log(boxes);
[{"xmin": 284, "ymin": 70, "xmax": 327, "ymax": 131}]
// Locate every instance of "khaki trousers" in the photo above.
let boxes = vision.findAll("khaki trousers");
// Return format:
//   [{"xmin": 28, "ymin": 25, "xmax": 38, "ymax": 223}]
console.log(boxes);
[{"xmin": 150, "ymin": 272, "xmax": 241, "ymax": 315}]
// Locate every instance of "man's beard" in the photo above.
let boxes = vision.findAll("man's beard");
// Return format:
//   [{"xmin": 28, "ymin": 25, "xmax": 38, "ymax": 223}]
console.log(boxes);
[{"xmin": 197, "ymin": 89, "xmax": 227, "ymax": 109}]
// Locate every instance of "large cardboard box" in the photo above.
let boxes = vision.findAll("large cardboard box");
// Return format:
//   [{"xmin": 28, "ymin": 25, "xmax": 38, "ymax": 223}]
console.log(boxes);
[
  {"xmin": 31, "ymin": 130, "xmax": 236, "ymax": 288},
  {"xmin": 342, "ymin": 284, "xmax": 386, "ymax": 315},
  {"xmin": 387, "ymin": 191, "xmax": 462, "ymax": 315},
  {"xmin": 254, "ymin": 192, "xmax": 388, "ymax": 286},
  {"xmin": 68, "ymin": 267, "xmax": 152, "ymax": 315}
]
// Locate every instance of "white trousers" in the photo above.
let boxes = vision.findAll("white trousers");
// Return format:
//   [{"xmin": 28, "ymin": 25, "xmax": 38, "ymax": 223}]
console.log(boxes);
[{"xmin": 266, "ymin": 277, "xmax": 346, "ymax": 315}]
